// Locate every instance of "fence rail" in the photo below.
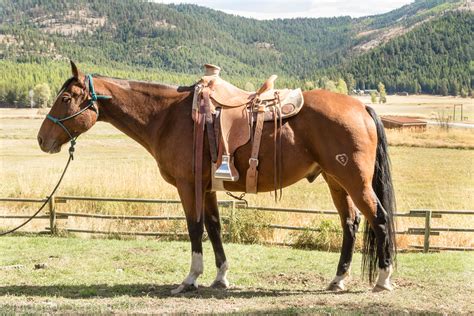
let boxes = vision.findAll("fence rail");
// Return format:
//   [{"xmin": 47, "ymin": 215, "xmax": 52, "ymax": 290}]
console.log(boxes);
[{"xmin": 1, "ymin": 195, "xmax": 473, "ymax": 252}]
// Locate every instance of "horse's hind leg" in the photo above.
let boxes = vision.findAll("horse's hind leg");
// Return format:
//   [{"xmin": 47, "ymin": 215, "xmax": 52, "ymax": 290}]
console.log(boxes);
[
  {"xmin": 344, "ymin": 180, "xmax": 396, "ymax": 292},
  {"xmin": 324, "ymin": 174, "xmax": 361, "ymax": 291},
  {"xmin": 204, "ymin": 192, "xmax": 230, "ymax": 288},
  {"xmin": 318, "ymin": 106, "xmax": 396, "ymax": 292}
]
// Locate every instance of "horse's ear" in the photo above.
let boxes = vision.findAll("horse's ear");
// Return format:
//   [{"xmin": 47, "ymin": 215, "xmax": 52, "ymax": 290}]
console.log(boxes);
[{"xmin": 70, "ymin": 60, "xmax": 82, "ymax": 79}]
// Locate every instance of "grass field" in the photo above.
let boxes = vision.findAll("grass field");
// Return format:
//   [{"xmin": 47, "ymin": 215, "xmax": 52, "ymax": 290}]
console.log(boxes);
[
  {"xmin": 355, "ymin": 95, "xmax": 474, "ymax": 121},
  {"xmin": 0, "ymin": 96, "xmax": 473, "ymax": 248},
  {"xmin": 0, "ymin": 236, "xmax": 473, "ymax": 314}
]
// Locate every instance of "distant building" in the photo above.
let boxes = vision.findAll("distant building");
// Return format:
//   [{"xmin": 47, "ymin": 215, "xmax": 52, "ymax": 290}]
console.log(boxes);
[
  {"xmin": 354, "ymin": 89, "xmax": 378, "ymax": 96},
  {"xmin": 396, "ymin": 92, "xmax": 409, "ymax": 96},
  {"xmin": 381, "ymin": 116, "xmax": 427, "ymax": 131}
]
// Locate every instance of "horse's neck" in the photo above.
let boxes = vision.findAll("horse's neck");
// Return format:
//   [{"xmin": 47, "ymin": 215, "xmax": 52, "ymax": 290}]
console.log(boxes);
[{"xmin": 95, "ymin": 77, "xmax": 187, "ymax": 153}]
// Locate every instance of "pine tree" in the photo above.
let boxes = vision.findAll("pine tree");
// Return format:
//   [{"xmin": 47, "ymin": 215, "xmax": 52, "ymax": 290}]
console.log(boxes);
[
  {"xmin": 378, "ymin": 82, "xmax": 387, "ymax": 103},
  {"xmin": 324, "ymin": 80, "xmax": 338, "ymax": 92},
  {"xmin": 336, "ymin": 78, "xmax": 348, "ymax": 95},
  {"xmin": 244, "ymin": 82, "xmax": 255, "ymax": 92},
  {"xmin": 439, "ymin": 80, "xmax": 449, "ymax": 96},
  {"xmin": 344, "ymin": 73, "xmax": 356, "ymax": 94},
  {"xmin": 304, "ymin": 81, "xmax": 315, "ymax": 91},
  {"xmin": 370, "ymin": 91, "xmax": 377, "ymax": 104},
  {"xmin": 33, "ymin": 83, "xmax": 51, "ymax": 108}
]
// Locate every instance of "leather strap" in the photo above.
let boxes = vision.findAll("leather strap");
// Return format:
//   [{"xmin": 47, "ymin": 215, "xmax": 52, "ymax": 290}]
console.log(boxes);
[
  {"xmin": 193, "ymin": 96, "xmax": 205, "ymax": 222},
  {"xmin": 246, "ymin": 104, "xmax": 265, "ymax": 194},
  {"xmin": 203, "ymin": 89, "xmax": 218, "ymax": 163}
]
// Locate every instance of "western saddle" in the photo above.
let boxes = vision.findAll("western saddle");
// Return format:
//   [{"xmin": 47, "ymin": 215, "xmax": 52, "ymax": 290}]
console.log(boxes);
[{"xmin": 192, "ymin": 64, "xmax": 304, "ymax": 220}]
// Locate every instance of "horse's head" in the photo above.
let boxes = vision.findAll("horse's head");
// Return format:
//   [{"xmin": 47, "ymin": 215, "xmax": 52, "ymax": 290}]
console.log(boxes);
[{"xmin": 37, "ymin": 61, "xmax": 100, "ymax": 153}]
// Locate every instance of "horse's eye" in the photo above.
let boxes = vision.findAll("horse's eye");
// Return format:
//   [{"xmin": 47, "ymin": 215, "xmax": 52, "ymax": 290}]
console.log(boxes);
[{"xmin": 62, "ymin": 95, "xmax": 72, "ymax": 103}]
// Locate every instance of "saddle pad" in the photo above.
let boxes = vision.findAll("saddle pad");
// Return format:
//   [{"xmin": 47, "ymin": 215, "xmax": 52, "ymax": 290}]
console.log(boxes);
[{"xmin": 258, "ymin": 88, "xmax": 304, "ymax": 121}]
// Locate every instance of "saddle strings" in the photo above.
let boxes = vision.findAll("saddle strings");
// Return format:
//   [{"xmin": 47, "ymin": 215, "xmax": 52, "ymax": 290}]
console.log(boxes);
[
  {"xmin": 272, "ymin": 91, "xmax": 283, "ymax": 202},
  {"xmin": 276, "ymin": 92, "xmax": 283, "ymax": 201}
]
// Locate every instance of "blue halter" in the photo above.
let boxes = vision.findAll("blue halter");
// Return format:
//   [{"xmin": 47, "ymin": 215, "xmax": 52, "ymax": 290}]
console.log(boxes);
[{"xmin": 46, "ymin": 74, "xmax": 111, "ymax": 156}]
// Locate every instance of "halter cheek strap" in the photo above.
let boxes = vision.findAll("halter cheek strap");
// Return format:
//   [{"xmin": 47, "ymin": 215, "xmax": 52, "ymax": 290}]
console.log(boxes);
[{"xmin": 46, "ymin": 74, "xmax": 112, "ymax": 157}]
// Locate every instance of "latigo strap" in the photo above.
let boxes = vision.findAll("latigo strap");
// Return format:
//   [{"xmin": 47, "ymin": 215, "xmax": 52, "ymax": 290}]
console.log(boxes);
[
  {"xmin": 193, "ymin": 91, "xmax": 205, "ymax": 223},
  {"xmin": 246, "ymin": 104, "xmax": 265, "ymax": 194}
]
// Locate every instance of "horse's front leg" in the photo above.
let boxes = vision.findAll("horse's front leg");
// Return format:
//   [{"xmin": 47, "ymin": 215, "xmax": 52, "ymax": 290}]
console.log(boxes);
[
  {"xmin": 171, "ymin": 180, "xmax": 204, "ymax": 294},
  {"xmin": 204, "ymin": 192, "xmax": 229, "ymax": 288}
]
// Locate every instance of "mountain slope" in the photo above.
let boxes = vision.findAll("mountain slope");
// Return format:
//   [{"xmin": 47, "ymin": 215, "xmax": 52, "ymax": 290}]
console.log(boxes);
[
  {"xmin": 0, "ymin": 0, "xmax": 356, "ymax": 77},
  {"xmin": 0, "ymin": 0, "xmax": 471, "ymax": 102},
  {"xmin": 1, "ymin": 0, "xmax": 468, "ymax": 76},
  {"xmin": 340, "ymin": 11, "xmax": 473, "ymax": 94}
]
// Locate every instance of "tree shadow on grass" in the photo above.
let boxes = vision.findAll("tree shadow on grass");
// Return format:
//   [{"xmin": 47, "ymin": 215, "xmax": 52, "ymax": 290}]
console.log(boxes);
[{"xmin": 0, "ymin": 283, "xmax": 365, "ymax": 299}]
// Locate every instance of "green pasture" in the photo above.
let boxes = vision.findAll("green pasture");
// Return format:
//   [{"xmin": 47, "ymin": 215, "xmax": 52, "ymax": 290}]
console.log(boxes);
[{"xmin": 0, "ymin": 236, "xmax": 472, "ymax": 314}]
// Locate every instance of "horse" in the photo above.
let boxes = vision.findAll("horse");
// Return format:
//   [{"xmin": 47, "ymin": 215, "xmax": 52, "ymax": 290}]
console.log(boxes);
[{"xmin": 37, "ymin": 61, "xmax": 396, "ymax": 293}]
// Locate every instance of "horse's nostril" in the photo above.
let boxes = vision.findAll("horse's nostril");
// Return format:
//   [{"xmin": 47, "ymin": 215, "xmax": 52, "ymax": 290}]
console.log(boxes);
[{"xmin": 37, "ymin": 136, "xmax": 43, "ymax": 146}]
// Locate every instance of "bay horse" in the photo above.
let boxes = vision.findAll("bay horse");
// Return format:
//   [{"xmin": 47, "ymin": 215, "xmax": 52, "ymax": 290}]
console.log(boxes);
[{"xmin": 37, "ymin": 61, "xmax": 396, "ymax": 293}]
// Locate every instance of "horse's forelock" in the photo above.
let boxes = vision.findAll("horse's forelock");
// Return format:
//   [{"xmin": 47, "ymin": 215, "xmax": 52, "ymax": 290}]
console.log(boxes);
[{"xmin": 56, "ymin": 77, "xmax": 75, "ymax": 97}]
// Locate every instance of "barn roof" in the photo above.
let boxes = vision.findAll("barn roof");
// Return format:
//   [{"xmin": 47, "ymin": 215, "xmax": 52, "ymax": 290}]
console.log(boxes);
[{"xmin": 381, "ymin": 116, "xmax": 427, "ymax": 125}]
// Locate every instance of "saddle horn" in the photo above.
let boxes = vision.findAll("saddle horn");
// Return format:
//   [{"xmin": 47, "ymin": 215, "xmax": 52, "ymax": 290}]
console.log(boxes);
[{"xmin": 256, "ymin": 75, "xmax": 278, "ymax": 95}]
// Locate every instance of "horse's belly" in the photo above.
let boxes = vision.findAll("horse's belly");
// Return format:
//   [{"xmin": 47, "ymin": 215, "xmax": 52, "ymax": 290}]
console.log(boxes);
[{"xmin": 220, "ymin": 121, "xmax": 317, "ymax": 193}]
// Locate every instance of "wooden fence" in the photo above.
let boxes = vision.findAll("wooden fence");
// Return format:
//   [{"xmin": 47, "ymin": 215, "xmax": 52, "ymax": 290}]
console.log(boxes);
[{"xmin": 1, "ymin": 195, "xmax": 473, "ymax": 252}]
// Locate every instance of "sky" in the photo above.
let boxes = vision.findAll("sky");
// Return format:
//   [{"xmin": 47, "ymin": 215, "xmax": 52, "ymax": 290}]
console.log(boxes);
[{"xmin": 155, "ymin": 0, "xmax": 415, "ymax": 19}]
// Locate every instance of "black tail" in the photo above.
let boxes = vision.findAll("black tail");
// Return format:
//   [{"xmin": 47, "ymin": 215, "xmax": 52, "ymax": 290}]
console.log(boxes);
[{"xmin": 363, "ymin": 106, "xmax": 397, "ymax": 282}]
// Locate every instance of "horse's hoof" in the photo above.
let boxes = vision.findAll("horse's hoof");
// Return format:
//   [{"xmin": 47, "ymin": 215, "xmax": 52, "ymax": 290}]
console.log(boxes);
[
  {"xmin": 327, "ymin": 282, "xmax": 345, "ymax": 292},
  {"xmin": 211, "ymin": 279, "xmax": 229, "ymax": 289},
  {"xmin": 372, "ymin": 283, "xmax": 393, "ymax": 292},
  {"xmin": 171, "ymin": 283, "xmax": 198, "ymax": 294}
]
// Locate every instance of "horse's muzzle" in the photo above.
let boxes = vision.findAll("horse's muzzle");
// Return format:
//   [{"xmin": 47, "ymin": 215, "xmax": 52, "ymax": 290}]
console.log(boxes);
[{"xmin": 37, "ymin": 135, "xmax": 61, "ymax": 154}]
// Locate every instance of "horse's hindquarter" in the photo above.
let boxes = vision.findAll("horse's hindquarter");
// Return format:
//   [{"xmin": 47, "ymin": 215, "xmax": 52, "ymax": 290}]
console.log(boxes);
[
  {"xmin": 301, "ymin": 90, "xmax": 378, "ymax": 176},
  {"xmin": 225, "ymin": 89, "xmax": 378, "ymax": 193},
  {"xmin": 304, "ymin": 90, "xmax": 377, "ymax": 172}
]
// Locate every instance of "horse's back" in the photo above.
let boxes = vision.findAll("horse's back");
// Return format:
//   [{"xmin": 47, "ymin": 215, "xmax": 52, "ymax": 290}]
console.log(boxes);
[{"xmin": 302, "ymin": 89, "xmax": 369, "ymax": 120}]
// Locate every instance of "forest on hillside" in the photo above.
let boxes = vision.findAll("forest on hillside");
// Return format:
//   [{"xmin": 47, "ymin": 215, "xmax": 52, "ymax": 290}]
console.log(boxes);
[
  {"xmin": 0, "ymin": 0, "xmax": 472, "ymax": 106},
  {"xmin": 340, "ymin": 11, "xmax": 473, "ymax": 95},
  {"xmin": 1, "ymin": 0, "xmax": 358, "ymax": 76}
]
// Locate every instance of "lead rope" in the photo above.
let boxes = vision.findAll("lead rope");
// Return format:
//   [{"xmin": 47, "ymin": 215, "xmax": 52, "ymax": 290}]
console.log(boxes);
[
  {"xmin": 1, "ymin": 74, "xmax": 110, "ymax": 236},
  {"xmin": 0, "ymin": 141, "xmax": 76, "ymax": 236}
]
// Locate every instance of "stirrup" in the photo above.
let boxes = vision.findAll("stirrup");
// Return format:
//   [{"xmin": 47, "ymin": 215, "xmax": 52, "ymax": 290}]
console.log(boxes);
[{"xmin": 214, "ymin": 155, "xmax": 239, "ymax": 181}]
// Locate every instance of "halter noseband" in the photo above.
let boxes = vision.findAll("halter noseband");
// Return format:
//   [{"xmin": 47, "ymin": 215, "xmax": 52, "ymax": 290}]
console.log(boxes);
[{"xmin": 47, "ymin": 74, "xmax": 111, "ymax": 156}]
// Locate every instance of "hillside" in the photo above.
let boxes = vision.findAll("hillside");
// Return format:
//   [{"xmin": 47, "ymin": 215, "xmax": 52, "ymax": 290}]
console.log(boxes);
[
  {"xmin": 340, "ymin": 11, "xmax": 473, "ymax": 95},
  {"xmin": 0, "ymin": 0, "xmax": 472, "ymax": 105}
]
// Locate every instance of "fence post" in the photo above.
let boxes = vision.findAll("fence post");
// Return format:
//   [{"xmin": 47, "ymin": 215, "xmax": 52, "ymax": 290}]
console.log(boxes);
[
  {"xmin": 423, "ymin": 210, "xmax": 432, "ymax": 253},
  {"xmin": 48, "ymin": 194, "xmax": 57, "ymax": 235}
]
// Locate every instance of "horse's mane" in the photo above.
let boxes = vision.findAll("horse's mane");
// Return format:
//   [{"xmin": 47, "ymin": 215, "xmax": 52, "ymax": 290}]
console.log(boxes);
[
  {"xmin": 57, "ymin": 74, "xmax": 195, "ymax": 99},
  {"xmin": 92, "ymin": 74, "xmax": 194, "ymax": 92}
]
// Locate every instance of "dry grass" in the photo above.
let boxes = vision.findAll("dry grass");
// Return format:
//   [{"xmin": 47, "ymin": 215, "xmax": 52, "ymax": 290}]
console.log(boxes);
[
  {"xmin": 1, "ymin": 105, "xmax": 473, "ymax": 250},
  {"xmin": 354, "ymin": 94, "xmax": 474, "ymax": 121},
  {"xmin": 386, "ymin": 126, "xmax": 474, "ymax": 149}
]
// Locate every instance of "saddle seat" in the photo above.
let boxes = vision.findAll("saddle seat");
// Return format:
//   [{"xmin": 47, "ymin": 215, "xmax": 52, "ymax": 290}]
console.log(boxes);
[
  {"xmin": 200, "ymin": 75, "xmax": 302, "ymax": 122},
  {"xmin": 204, "ymin": 75, "xmax": 287, "ymax": 108}
]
